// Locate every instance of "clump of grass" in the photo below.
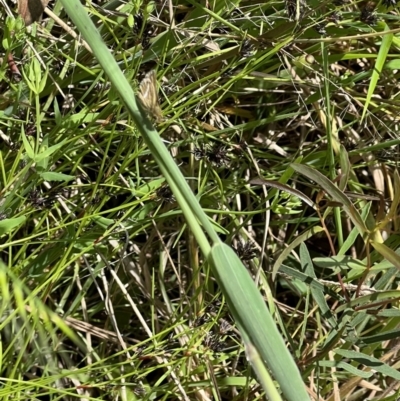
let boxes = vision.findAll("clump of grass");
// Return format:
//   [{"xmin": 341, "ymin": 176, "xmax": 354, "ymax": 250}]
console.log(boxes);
[{"xmin": 1, "ymin": 0, "xmax": 400, "ymax": 400}]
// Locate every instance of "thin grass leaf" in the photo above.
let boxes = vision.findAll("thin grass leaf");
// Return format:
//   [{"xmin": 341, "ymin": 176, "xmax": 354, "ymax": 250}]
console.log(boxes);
[
  {"xmin": 250, "ymin": 178, "xmax": 315, "ymax": 209},
  {"xmin": 244, "ymin": 342, "xmax": 283, "ymax": 401},
  {"xmin": 279, "ymin": 264, "xmax": 342, "ymax": 299},
  {"xmin": 319, "ymin": 360, "xmax": 373, "ymax": 378},
  {"xmin": 358, "ymin": 328, "xmax": 400, "ymax": 345},
  {"xmin": 300, "ymin": 243, "xmax": 337, "ymax": 328},
  {"xmin": 335, "ymin": 290, "xmax": 400, "ymax": 313},
  {"xmin": 338, "ymin": 202, "xmax": 371, "ymax": 256},
  {"xmin": 272, "ymin": 226, "xmax": 324, "ymax": 279},
  {"xmin": 361, "ymin": 24, "xmax": 393, "ymax": 122},
  {"xmin": 291, "ymin": 163, "xmax": 368, "ymax": 237},
  {"xmin": 334, "ymin": 349, "xmax": 400, "ymax": 380},
  {"xmin": 376, "ymin": 169, "xmax": 400, "ymax": 232},
  {"xmin": 370, "ymin": 241, "xmax": 400, "ymax": 271},
  {"xmin": 21, "ymin": 126, "xmax": 34, "ymax": 160},
  {"xmin": 313, "ymin": 255, "xmax": 367, "ymax": 272},
  {"xmin": 35, "ymin": 140, "xmax": 68, "ymax": 163},
  {"xmin": 338, "ymin": 145, "xmax": 350, "ymax": 191}
]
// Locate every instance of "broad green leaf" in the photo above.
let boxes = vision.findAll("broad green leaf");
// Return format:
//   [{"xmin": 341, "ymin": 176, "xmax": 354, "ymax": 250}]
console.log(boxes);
[
  {"xmin": 35, "ymin": 139, "xmax": 68, "ymax": 162},
  {"xmin": 211, "ymin": 243, "xmax": 310, "ymax": 401},
  {"xmin": 39, "ymin": 172, "xmax": 75, "ymax": 182},
  {"xmin": 92, "ymin": 216, "xmax": 115, "ymax": 229},
  {"xmin": 0, "ymin": 216, "xmax": 26, "ymax": 236},
  {"xmin": 384, "ymin": 59, "xmax": 400, "ymax": 70}
]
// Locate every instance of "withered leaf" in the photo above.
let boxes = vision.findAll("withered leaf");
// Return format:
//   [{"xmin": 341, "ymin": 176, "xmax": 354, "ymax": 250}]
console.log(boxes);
[{"xmin": 18, "ymin": 0, "xmax": 49, "ymax": 26}]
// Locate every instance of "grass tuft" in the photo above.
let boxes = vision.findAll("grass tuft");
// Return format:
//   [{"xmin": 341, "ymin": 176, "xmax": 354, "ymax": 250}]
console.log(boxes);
[{"xmin": 1, "ymin": 0, "xmax": 400, "ymax": 399}]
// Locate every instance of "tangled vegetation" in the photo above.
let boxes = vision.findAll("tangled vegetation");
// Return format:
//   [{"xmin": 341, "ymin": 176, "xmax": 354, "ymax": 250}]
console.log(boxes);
[{"xmin": 1, "ymin": 0, "xmax": 400, "ymax": 400}]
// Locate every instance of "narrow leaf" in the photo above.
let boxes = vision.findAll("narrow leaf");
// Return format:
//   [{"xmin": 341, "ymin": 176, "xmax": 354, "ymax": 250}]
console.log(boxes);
[
  {"xmin": 371, "ymin": 241, "xmax": 400, "ymax": 271},
  {"xmin": 300, "ymin": 243, "xmax": 337, "ymax": 328},
  {"xmin": 250, "ymin": 178, "xmax": 315, "ymax": 209},
  {"xmin": 21, "ymin": 126, "xmax": 34, "ymax": 159},
  {"xmin": 361, "ymin": 25, "xmax": 393, "ymax": 122},
  {"xmin": 291, "ymin": 163, "xmax": 368, "ymax": 236},
  {"xmin": 334, "ymin": 349, "xmax": 400, "ymax": 380},
  {"xmin": 35, "ymin": 139, "xmax": 68, "ymax": 162},
  {"xmin": 272, "ymin": 226, "xmax": 324, "ymax": 279}
]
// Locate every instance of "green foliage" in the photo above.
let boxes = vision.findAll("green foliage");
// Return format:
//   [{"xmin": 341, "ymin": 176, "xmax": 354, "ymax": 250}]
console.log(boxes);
[{"xmin": 1, "ymin": 0, "xmax": 400, "ymax": 400}]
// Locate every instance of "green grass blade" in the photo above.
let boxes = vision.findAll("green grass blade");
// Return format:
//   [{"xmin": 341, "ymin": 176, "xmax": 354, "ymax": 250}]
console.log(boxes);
[
  {"xmin": 244, "ymin": 341, "xmax": 283, "ymax": 401},
  {"xmin": 300, "ymin": 243, "xmax": 337, "ymax": 329},
  {"xmin": 370, "ymin": 241, "xmax": 400, "ymax": 270},
  {"xmin": 334, "ymin": 349, "xmax": 400, "ymax": 380},
  {"xmin": 211, "ymin": 243, "xmax": 310, "ymax": 401},
  {"xmin": 272, "ymin": 226, "xmax": 324, "ymax": 278},
  {"xmin": 291, "ymin": 163, "xmax": 368, "ymax": 236},
  {"xmin": 361, "ymin": 23, "xmax": 393, "ymax": 122}
]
